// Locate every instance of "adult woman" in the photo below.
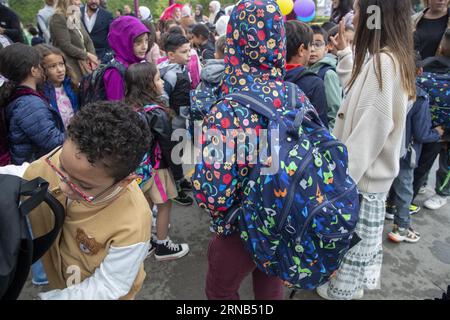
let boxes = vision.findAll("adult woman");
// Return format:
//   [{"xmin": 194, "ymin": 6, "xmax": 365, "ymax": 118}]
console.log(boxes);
[
  {"xmin": 413, "ymin": 0, "xmax": 450, "ymax": 59},
  {"xmin": 317, "ymin": 0, "xmax": 416, "ymax": 300},
  {"xmin": 208, "ymin": 1, "xmax": 224, "ymax": 25},
  {"xmin": 195, "ymin": 4, "xmax": 208, "ymax": 23},
  {"xmin": 49, "ymin": 0, "xmax": 98, "ymax": 82},
  {"xmin": 330, "ymin": 0, "xmax": 354, "ymax": 26}
]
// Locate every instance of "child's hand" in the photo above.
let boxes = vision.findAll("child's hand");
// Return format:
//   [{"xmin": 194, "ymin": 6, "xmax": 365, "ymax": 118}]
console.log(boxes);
[
  {"xmin": 435, "ymin": 126, "xmax": 445, "ymax": 137},
  {"xmin": 330, "ymin": 20, "xmax": 349, "ymax": 52}
]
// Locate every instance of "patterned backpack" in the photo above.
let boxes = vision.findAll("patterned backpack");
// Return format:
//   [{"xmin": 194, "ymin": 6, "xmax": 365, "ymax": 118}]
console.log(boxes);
[
  {"xmin": 222, "ymin": 84, "xmax": 360, "ymax": 290},
  {"xmin": 78, "ymin": 59, "xmax": 126, "ymax": 107},
  {"xmin": 417, "ymin": 72, "xmax": 450, "ymax": 129},
  {"xmin": 135, "ymin": 105, "xmax": 169, "ymax": 202}
]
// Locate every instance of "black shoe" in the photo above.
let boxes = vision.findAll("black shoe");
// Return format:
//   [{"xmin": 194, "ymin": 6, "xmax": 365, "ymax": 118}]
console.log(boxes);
[
  {"xmin": 172, "ymin": 190, "xmax": 194, "ymax": 206},
  {"xmin": 177, "ymin": 179, "xmax": 193, "ymax": 192},
  {"xmin": 155, "ymin": 238, "xmax": 189, "ymax": 261},
  {"xmin": 146, "ymin": 237, "xmax": 157, "ymax": 259}
]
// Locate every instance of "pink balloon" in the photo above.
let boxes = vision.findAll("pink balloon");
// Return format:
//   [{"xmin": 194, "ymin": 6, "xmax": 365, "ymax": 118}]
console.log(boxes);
[{"xmin": 294, "ymin": 0, "xmax": 315, "ymax": 18}]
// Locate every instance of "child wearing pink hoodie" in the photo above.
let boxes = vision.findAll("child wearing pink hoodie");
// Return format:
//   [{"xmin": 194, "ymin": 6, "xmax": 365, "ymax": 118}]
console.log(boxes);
[{"xmin": 103, "ymin": 16, "xmax": 150, "ymax": 101}]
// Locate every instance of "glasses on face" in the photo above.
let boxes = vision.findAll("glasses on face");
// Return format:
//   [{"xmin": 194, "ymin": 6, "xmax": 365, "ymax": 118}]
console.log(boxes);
[
  {"xmin": 311, "ymin": 41, "xmax": 326, "ymax": 49},
  {"xmin": 45, "ymin": 146, "xmax": 117, "ymax": 203}
]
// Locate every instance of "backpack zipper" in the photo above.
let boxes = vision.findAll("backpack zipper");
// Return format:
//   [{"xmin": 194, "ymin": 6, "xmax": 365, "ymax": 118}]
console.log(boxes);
[
  {"xmin": 297, "ymin": 184, "xmax": 357, "ymax": 241},
  {"xmin": 277, "ymin": 140, "xmax": 345, "ymax": 233}
]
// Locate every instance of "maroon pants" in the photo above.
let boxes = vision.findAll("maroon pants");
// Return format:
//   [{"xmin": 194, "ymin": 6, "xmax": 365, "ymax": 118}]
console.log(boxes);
[{"xmin": 205, "ymin": 233, "xmax": 284, "ymax": 300}]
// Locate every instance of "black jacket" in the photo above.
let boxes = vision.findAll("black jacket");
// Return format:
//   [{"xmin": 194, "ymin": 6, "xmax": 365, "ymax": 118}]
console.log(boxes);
[
  {"xmin": 145, "ymin": 108, "xmax": 176, "ymax": 171},
  {"xmin": 81, "ymin": 6, "xmax": 113, "ymax": 60},
  {"xmin": 0, "ymin": 4, "xmax": 23, "ymax": 43},
  {"xmin": 285, "ymin": 65, "xmax": 329, "ymax": 128}
]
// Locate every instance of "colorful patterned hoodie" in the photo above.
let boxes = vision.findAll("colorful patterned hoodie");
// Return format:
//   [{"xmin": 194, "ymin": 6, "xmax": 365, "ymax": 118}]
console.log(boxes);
[{"xmin": 192, "ymin": 0, "xmax": 313, "ymax": 235}]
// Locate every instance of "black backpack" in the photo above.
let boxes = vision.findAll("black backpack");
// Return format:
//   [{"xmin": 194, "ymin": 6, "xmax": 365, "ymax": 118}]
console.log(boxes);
[
  {"xmin": 78, "ymin": 59, "xmax": 126, "ymax": 107},
  {"xmin": 0, "ymin": 175, "xmax": 65, "ymax": 300}
]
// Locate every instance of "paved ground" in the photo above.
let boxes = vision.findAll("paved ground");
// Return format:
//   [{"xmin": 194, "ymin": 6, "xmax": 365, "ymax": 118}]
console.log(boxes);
[{"xmin": 19, "ymin": 159, "xmax": 450, "ymax": 300}]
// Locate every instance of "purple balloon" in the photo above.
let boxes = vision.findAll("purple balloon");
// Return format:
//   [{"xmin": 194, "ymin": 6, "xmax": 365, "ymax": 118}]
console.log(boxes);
[
  {"xmin": 297, "ymin": 10, "xmax": 315, "ymax": 23},
  {"xmin": 294, "ymin": 0, "xmax": 315, "ymax": 18}
]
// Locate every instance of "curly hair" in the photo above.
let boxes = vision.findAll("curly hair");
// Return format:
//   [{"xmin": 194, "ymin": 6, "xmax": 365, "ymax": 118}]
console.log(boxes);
[
  {"xmin": 67, "ymin": 101, "xmax": 152, "ymax": 181},
  {"xmin": 34, "ymin": 43, "xmax": 79, "ymax": 88}
]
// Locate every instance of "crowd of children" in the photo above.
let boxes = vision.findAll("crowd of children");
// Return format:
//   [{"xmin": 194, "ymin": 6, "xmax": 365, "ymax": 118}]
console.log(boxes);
[{"xmin": 0, "ymin": 0, "xmax": 449, "ymax": 301}]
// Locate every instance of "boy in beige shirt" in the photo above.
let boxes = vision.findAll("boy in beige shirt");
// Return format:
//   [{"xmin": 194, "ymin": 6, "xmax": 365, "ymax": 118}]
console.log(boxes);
[{"xmin": 2, "ymin": 101, "xmax": 152, "ymax": 299}]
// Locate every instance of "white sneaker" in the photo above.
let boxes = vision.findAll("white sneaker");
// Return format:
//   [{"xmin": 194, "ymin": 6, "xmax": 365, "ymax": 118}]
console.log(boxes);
[
  {"xmin": 316, "ymin": 282, "xmax": 363, "ymax": 300},
  {"xmin": 424, "ymin": 194, "xmax": 448, "ymax": 210}
]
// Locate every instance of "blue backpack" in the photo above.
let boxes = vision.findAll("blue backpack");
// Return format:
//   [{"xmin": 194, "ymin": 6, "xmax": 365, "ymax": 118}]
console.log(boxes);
[
  {"xmin": 417, "ymin": 72, "xmax": 450, "ymax": 129},
  {"xmin": 221, "ymin": 84, "xmax": 360, "ymax": 290}
]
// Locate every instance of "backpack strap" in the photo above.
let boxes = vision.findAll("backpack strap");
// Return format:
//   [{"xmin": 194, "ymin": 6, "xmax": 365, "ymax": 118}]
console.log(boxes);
[
  {"xmin": 143, "ymin": 104, "xmax": 165, "ymax": 113},
  {"xmin": 18, "ymin": 177, "xmax": 65, "ymax": 263},
  {"xmin": 317, "ymin": 64, "xmax": 335, "ymax": 80},
  {"xmin": 140, "ymin": 105, "xmax": 169, "ymax": 202},
  {"xmin": 225, "ymin": 83, "xmax": 303, "ymax": 130},
  {"xmin": 226, "ymin": 92, "xmax": 279, "ymax": 121}
]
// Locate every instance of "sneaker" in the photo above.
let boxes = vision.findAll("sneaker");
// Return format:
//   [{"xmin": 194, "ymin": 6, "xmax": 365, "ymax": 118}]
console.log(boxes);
[
  {"xmin": 385, "ymin": 203, "xmax": 396, "ymax": 220},
  {"xmin": 146, "ymin": 237, "xmax": 157, "ymax": 258},
  {"xmin": 418, "ymin": 185, "xmax": 433, "ymax": 195},
  {"xmin": 316, "ymin": 282, "xmax": 363, "ymax": 300},
  {"xmin": 171, "ymin": 190, "xmax": 194, "ymax": 206},
  {"xmin": 388, "ymin": 225, "xmax": 421, "ymax": 243},
  {"xmin": 385, "ymin": 204, "xmax": 420, "ymax": 220},
  {"xmin": 177, "ymin": 179, "xmax": 193, "ymax": 192},
  {"xmin": 409, "ymin": 204, "xmax": 421, "ymax": 215},
  {"xmin": 154, "ymin": 238, "xmax": 189, "ymax": 261},
  {"xmin": 424, "ymin": 194, "xmax": 448, "ymax": 210}
]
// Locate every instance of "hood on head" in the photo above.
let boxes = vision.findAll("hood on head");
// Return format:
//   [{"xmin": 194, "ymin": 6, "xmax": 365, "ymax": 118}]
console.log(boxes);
[
  {"xmin": 221, "ymin": 0, "xmax": 286, "ymax": 108},
  {"xmin": 108, "ymin": 16, "xmax": 149, "ymax": 66},
  {"xmin": 201, "ymin": 59, "xmax": 225, "ymax": 84}
]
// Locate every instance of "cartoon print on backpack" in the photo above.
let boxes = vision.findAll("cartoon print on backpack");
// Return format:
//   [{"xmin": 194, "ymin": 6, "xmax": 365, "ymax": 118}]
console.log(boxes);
[
  {"xmin": 417, "ymin": 72, "xmax": 450, "ymax": 129},
  {"xmin": 193, "ymin": 0, "xmax": 360, "ymax": 291}
]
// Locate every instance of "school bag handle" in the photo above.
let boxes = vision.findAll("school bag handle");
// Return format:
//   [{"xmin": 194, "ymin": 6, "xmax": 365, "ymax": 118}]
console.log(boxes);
[{"xmin": 19, "ymin": 177, "xmax": 65, "ymax": 263}]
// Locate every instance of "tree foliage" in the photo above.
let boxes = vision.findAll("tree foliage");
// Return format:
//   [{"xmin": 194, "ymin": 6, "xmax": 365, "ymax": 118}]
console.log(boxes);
[{"xmin": 8, "ymin": 0, "xmax": 235, "ymax": 25}]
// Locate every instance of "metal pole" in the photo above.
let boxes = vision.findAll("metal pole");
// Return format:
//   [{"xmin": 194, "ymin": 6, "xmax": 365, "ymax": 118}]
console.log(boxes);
[{"xmin": 134, "ymin": 0, "xmax": 139, "ymax": 17}]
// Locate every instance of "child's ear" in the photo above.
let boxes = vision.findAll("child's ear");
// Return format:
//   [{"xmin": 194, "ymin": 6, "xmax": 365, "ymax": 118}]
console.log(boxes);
[
  {"xmin": 167, "ymin": 51, "xmax": 175, "ymax": 61},
  {"xmin": 297, "ymin": 44, "xmax": 305, "ymax": 58},
  {"xmin": 31, "ymin": 65, "xmax": 43, "ymax": 79}
]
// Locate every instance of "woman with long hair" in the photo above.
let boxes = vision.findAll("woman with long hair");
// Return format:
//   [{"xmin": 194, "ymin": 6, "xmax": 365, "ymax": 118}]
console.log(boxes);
[
  {"xmin": 49, "ymin": 0, "xmax": 98, "ymax": 82},
  {"xmin": 330, "ymin": 0, "xmax": 355, "ymax": 25},
  {"xmin": 317, "ymin": 0, "xmax": 417, "ymax": 300}
]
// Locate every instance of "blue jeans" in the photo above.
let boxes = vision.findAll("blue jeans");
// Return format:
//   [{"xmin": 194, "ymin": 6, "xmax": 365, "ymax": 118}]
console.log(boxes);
[
  {"xmin": 26, "ymin": 219, "xmax": 48, "ymax": 283},
  {"xmin": 391, "ymin": 160, "xmax": 414, "ymax": 229}
]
